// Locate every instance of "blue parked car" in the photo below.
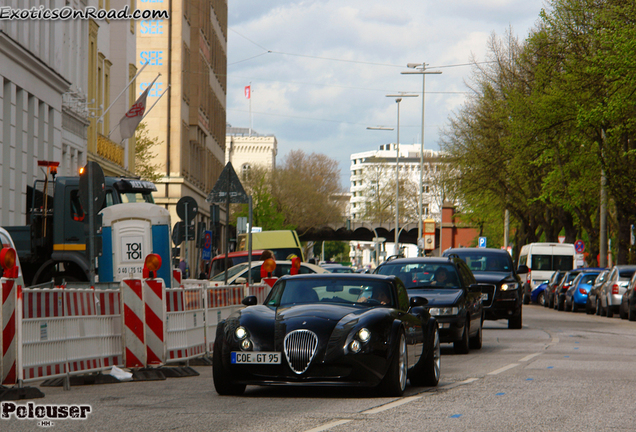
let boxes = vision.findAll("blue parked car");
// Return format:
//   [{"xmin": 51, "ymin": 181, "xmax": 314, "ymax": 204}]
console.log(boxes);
[
  {"xmin": 531, "ymin": 282, "xmax": 548, "ymax": 306},
  {"xmin": 565, "ymin": 270, "xmax": 603, "ymax": 312}
]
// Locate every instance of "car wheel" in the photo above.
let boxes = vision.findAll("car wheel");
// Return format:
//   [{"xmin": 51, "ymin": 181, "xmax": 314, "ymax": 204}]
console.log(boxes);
[
  {"xmin": 469, "ymin": 318, "xmax": 482, "ymax": 350},
  {"xmin": 379, "ymin": 332, "xmax": 407, "ymax": 396},
  {"xmin": 453, "ymin": 318, "xmax": 470, "ymax": 354},
  {"xmin": 629, "ymin": 302, "xmax": 636, "ymax": 322},
  {"xmin": 538, "ymin": 292, "xmax": 545, "ymax": 307},
  {"xmin": 596, "ymin": 299, "xmax": 601, "ymax": 316},
  {"xmin": 606, "ymin": 303, "xmax": 614, "ymax": 318},
  {"xmin": 585, "ymin": 299, "xmax": 593, "ymax": 314},
  {"xmin": 572, "ymin": 302, "xmax": 578, "ymax": 313},
  {"xmin": 212, "ymin": 339, "xmax": 246, "ymax": 396},
  {"xmin": 410, "ymin": 325, "xmax": 440, "ymax": 387},
  {"xmin": 557, "ymin": 297, "xmax": 564, "ymax": 311},
  {"xmin": 508, "ymin": 309, "xmax": 522, "ymax": 329},
  {"xmin": 523, "ymin": 294, "xmax": 530, "ymax": 305},
  {"xmin": 620, "ymin": 303, "xmax": 627, "ymax": 320}
]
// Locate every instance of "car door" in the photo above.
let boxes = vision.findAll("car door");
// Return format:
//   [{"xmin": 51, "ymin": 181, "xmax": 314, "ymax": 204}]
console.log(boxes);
[
  {"xmin": 395, "ymin": 279, "xmax": 423, "ymax": 367},
  {"xmin": 602, "ymin": 268, "xmax": 617, "ymax": 307},
  {"xmin": 457, "ymin": 261, "xmax": 482, "ymax": 333}
]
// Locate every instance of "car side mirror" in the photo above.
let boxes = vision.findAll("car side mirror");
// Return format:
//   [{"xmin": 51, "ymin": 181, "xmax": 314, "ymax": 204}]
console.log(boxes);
[
  {"xmin": 409, "ymin": 296, "xmax": 428, "ymax": 307},
  {"xmin": 517, "ymin": 265, "xmax": 529, "ymax": 274},
  {"xmin": 242, "ymin": 295, "xmax": 257, "ymax": 306}
]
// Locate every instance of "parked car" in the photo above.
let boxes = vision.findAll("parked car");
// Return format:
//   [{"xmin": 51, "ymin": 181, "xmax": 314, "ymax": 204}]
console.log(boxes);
[
  {"xmin": 544, "ymin": 270, "xmax": 567, "ymax": 309},
  {"xmin": 564, "ymin": 270, "xmax": 603, "ymax": 312},
  {"xmin": 210, "ymin": 260, "xmax": 328, "ymax": 286},
  {"xmin": 554, "ymin": 269, "xmax": 586, "ymax": 311},
  {"xmin": 599, "ymin": 265, "xmax": 636, "ymax": 317},
  {"xmin": 619, "ymin": 273, "xmax": 636, "ymax": 321},
  {"xmin": 212, "ymin": 273, "xmax": 441, "ymax": 396},
  {"xmin": 321, "ymin": 263, "xmax": 355, "ymax": 273},
  {"xmin": 209, "ymin": 250, "xmax": 265, "ymax": 277},
  {"xmin": 531, "ymin": 282, "xmax": 548, "ymax": 305},
  {"xmin": 586, "ymin": 270, "xmax": 609, "ymax": 315},
  {"xmin": 443, "ymin": 248, "xmax": 524, "ymax": 329},
  {"xmin": 375, "ymin": 256, "xmax": 490, "ymax": 354}
]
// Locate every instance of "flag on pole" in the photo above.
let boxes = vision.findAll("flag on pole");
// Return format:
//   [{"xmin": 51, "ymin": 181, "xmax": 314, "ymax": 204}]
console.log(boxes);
[
  {"xmin": 244, "ymin": 85, "xmax": 251, "ymax": 99},
  {"xmin": 119, "ymin": 75, "xmax": 159, "ymax": 140}
]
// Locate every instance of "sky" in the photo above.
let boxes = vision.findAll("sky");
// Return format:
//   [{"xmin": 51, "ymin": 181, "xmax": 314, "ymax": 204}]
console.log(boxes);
[{"xmin": 226, "ymin": 0, "xmax": 548, "ymax": 189}]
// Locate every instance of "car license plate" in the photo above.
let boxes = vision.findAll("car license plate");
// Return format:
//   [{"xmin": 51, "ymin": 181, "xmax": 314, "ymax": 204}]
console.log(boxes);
[
  {"xmin": 231, "ymin": 352, "xmax": 281, "ymax": 364},
  {"xmin": 481, "ymin": 293, "xmax": 489, "ymax": 301}
]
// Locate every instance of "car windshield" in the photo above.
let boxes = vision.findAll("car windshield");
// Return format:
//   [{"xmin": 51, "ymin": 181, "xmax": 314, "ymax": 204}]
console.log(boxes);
[
  {"xmin": 376, "ymin": 263, "xmax": 460, "ymax": 289},
  {"xmin": 446, "ymin": 252, "xmax": 511, "ymax": 272},
  {"xmin": 619, "ymin": 269, "xmax": 636, "ymax": 279},
  {"xmin": 265, "ymin": 278, "xmax": 395, "ymax": 307},
  {"xmin": 578, "ymin": 273, "xmax": 599, "ymax": 285},
  {"xmin": 210, "ymin": 263, "xmax": 249, "ymax": 281}
]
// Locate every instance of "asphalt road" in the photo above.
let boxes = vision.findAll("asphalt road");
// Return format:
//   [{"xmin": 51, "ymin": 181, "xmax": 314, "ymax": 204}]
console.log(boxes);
[{"xmin": 2, "ymin": 305, "xmax": 636, "ymax": 431}]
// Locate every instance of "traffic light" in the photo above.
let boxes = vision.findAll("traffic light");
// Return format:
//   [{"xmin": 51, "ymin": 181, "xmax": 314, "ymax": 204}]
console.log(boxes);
[
  {"xmin": 196, "ymin": 222, "xmax": 207, "ymax": 248},
  {"xmin": 172, "ymin": 221, "xmax": 185, "ymax": 245}
]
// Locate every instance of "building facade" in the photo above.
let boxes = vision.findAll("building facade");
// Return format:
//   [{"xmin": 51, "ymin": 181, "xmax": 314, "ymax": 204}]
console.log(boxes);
[
  {"xmin": 0, "ymin": 0, "xmax": 88, "ymax": 225},
  {"xmin": 225, "ymin": 124, "xmax": 277, "ymax": 175},
  {"xmin": 348, "ymin": 144, "xmax": 445, "ymax": 268},
  {"xmin": 136, "ymin": 0, "xmax": 228, "ymax": 271}
]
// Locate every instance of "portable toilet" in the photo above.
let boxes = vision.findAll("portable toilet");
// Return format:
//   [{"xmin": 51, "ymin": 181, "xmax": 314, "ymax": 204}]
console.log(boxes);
[{"xmin": 99, "ymin": 203, "xmax": 172, "ymax": 287}]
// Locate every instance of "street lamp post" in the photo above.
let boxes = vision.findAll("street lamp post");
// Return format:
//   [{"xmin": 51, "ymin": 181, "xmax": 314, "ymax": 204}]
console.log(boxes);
[
  {"xmin": 385, "ymin": 93, "xmax": 418, "ymax": 256},
  {"xmin": 401, "ymin": 63, "xmax": 442, "ymax": 256}
]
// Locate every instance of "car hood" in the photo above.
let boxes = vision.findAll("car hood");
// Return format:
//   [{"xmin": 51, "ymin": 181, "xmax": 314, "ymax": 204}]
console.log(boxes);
[
  {"xmin": 473, "ymin": 272, "xmax": 516, "ymax": 285},
  {"xmin": 407, "ymin": 288, "xmax": 463, "ymax": 306},
  {"xmin": 232, "ymin": 304, "xmax": 392, "ymax": 355}
]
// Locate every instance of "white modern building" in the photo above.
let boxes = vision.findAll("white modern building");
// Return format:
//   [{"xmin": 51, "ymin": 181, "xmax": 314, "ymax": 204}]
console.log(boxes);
[
  {"xmin": 349, "ymin": 143, "xmax": 445, "ymax": 268},
  {"xmin": 226, "ymin": 124, "xmax": 278, "ymax": 176}
]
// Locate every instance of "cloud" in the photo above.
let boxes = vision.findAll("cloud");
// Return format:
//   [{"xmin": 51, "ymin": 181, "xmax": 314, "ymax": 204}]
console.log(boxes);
[{"xmin": 226, "ymin": 0, "xmax": 546, "ymax": 187}]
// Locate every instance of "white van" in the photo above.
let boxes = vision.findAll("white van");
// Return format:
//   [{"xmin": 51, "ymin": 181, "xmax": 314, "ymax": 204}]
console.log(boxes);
[{"xmin": 518, "ymin": 242, "xmax": 577, "ymax": 303}]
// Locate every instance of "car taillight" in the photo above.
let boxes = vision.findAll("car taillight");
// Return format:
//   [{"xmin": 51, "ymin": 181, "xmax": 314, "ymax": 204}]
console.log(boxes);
[
  {"xmin": 579, "ymin": 288, "xmax": 587, "ymax": 295},
  {"xmin": 612, "ymin": 284, "xmax": 619, "ymax": 295}
]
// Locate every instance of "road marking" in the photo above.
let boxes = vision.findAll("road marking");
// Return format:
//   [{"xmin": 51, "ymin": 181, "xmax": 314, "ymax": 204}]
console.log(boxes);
[
  {"xmin": 458, "ymin": 378, "xmax": 479, "ymax": 385},
  {"xmin": 519, "ymin": 353, "xmax": 542, "ymax": 362},
  {"xmin": 361, "ymin": 396, "xmax": 422, "ymax": 415},
  {"xmin": 304, "ymin": 420, "xmax": 352, "ymax": 432},
  {"xmin": 487, "ymin": 363, "xmax": 519, "ymax": 375}
]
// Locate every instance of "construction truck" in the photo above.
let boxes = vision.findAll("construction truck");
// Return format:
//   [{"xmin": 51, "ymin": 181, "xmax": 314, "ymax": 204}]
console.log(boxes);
[{"xmin": 4, "ymin": 162, "xmax": 160, "ymax": 286}]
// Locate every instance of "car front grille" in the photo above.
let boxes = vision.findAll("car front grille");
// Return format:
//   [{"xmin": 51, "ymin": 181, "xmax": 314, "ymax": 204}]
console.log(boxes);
[
  {"xmin": 481, "ymin": 284, "xmax": 496, "ymax": 307},
  {"xmin": 284, "ymin": 330, "xmax": 318, "ymax": 374}
]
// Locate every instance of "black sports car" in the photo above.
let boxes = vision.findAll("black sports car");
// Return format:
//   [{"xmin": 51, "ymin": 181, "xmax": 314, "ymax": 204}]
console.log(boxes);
[{"xmin": 213, "ymin": 273, "xmax": 441, "ymax": 396}]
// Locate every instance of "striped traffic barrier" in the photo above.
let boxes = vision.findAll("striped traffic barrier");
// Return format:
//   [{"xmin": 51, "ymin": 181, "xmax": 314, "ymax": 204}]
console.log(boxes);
[
  {"xmin": 1, "ymin": 277, "xmax": 21, "ymax": 385},
  {"xmin": 165, "ymin": 284, "xmax": 206, "ymax": 362},
  {"xmin": 121, "ymin": 279, "xmax": 146, "ymax": 368},
  {"xmin": 143, "ymin": 278, "xmax": 166, "ymax": 365},
  {"xmin": 20, "ymin": 287, "xmax": 123, "ymax": 383}
]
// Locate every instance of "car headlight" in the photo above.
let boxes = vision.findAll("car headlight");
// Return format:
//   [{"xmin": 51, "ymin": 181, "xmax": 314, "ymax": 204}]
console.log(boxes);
[
  {"xmin": 350, "ymin": 340, "xmax": 361, "ymax": 353},
  {"xmin": 241, "ymin": 339, "xmax": 252, "ymax": 350},
  {"xmin": 428, "ymin": 307, "xmax": 459, "ymax": 316},
  {"xmin": 235, "ymin": 326, "xmax": 248, "ymax": 340},
  {"xmin": 501, "ymin": 283, "xmax": 519, "ymax": 291},
  {"xmin": 357, "ymin": 328, "xmax": 371, "ymax": 343}
]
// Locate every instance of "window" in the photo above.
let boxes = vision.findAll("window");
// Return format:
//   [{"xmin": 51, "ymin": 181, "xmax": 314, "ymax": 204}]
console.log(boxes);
[{"xmin": 242, "ymin": 163, "xmax": 251, "ymax": 179}]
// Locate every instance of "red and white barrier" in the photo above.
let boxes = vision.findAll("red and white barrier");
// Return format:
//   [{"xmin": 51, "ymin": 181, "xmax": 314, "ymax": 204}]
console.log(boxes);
[
  {"xmin": 1, "ymin": 277, "xmax": 21, "ymax": 385},
  {"xmin": 144, "ymin": 279, "xmax": 166, "ymax": 365},
  {"xmin": 20, "ymin": 287, "xmax": 122, "ymax": 383},
  {"xmin": 165, "ymin": 282, "xmax": 206, "ymax": 363}
]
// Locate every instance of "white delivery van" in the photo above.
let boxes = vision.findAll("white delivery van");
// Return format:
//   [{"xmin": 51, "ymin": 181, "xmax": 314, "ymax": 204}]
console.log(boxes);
[{"xmin": 518, "ymin": 242, "xmax": 577, "ymax": 303}]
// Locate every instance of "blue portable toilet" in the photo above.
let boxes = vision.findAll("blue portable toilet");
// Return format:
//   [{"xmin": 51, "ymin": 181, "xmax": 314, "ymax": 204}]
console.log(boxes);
[{"xmin": 99, "ymin": 203, "xmax": 172, "ymax": 287}]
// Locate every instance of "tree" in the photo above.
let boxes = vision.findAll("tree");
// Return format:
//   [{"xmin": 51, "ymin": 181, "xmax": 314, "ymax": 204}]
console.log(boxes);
[
  {"xmin": 233, "ymin": 166, "xmax": 290, "ymax": 230},
  {"xmin": 272, "ymin": 150, "xmax": 345, "ymax": 234},
  {"xmin": 134, "ymin": 122, "xmax": 162, "ymax": 182}
]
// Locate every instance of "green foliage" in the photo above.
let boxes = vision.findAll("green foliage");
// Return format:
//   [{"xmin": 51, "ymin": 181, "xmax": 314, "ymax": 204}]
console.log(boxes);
[
  {"xmin": 134, "ymin": 122, "xmax": 163, "ymax": 182},
  {"xmin": 313, "ymin": 241, "xmax": 350, "ymax": 262},
  {"xmin": 441, "ymin": 0, "xmax": 636, "ymax": 263}
]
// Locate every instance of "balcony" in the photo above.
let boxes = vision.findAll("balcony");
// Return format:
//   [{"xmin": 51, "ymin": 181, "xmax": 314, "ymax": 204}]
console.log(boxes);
[{"xmin": 97, "ymin": 134, "xmax": 125, "ymax": 166}]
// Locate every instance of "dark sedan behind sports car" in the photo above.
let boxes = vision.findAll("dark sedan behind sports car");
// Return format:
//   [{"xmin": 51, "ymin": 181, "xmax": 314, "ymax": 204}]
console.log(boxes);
[
  {"xmin": 213, "ymin": 274, "xmax": 441, "ymax": 396},
  {"xmin": 375, "ymin": 256, "xmax": 488, "ymax": 354},
  {"xmin": 443, "ymin": 248, "xmax": 524, "ymax": 329}
]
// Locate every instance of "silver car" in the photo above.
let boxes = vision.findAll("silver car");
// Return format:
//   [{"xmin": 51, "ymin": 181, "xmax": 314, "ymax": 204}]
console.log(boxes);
[{"xmin": 600, "ymin": 265, "xmax": 636, "ymax": 317}]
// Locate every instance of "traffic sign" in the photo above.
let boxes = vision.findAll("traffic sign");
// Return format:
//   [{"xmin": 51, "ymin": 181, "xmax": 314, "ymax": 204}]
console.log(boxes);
[
  {"xmin": 574, "ymin": 239, "xmax": 585, "ymax": 253},
  {"xmin": 202, "ymin": 231, "xmax": 213, "ymax": 260},
  {"xmin": 206, "ymin": 162, "xmax": 249, "ymax": 204},
  {"xmin": 478, "ymin": 237, "xmax": 487, "ymax": 248},
  {"xmin": 177, "ymin": 196, "xmax": 198, "ymax": 222}
]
